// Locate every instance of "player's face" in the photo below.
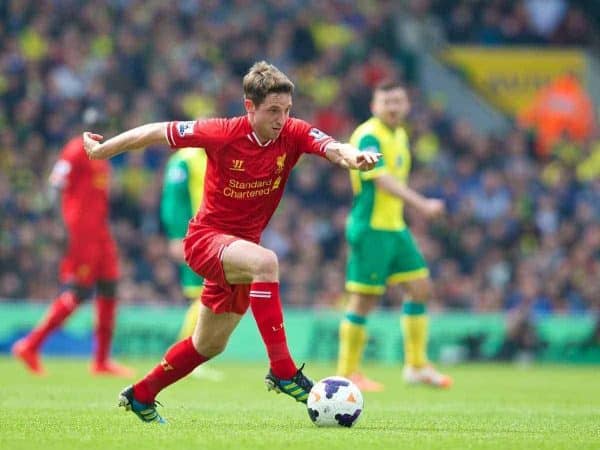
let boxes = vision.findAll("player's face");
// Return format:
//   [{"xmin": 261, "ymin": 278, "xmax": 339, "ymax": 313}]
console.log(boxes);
[
  {"xmin": 246, "ymin": 93, "xmax": 292, "ymax": 142},
  {"xmin": 371, "ymin": 87, "xmax": 410, "ymax": 128}
]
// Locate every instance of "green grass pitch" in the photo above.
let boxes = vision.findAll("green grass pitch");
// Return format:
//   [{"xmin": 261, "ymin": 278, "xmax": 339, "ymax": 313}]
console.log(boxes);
[{"xmin": 1, "ymin": 358, "xmax": 599, "ymax": 450}]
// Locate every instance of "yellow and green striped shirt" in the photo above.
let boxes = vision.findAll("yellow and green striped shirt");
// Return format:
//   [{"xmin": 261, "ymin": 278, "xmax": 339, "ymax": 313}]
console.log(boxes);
[
  {"xmin": 348, "ymin": 117, "xmax": 411, "ymax": 232},
  {"xmin": 161, "ymin": 148, "xmax": 207, "ymax": 238},
  {"xmin": 160, "ymin": 147, "xmax": 207, "ymax": 297}
]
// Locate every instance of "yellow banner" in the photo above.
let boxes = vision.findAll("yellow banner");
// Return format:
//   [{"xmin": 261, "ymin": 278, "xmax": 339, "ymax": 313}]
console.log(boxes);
[{"xmin": 442, "ymin": 47, "xmax": 586, "ymax": 115}]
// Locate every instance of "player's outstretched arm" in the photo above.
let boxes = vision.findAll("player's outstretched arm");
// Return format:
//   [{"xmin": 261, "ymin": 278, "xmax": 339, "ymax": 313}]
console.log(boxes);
[
  {"xmin": 324, "ymin": 142, "xmax": 381, "ymax": 171},
  {"xmin": 83, "ymin": 122, "xmax": 169, "ymax": 160}
]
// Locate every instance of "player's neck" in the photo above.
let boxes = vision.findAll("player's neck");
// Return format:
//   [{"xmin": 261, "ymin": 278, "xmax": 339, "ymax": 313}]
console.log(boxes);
[
  {"xmin": 247, "ymin": 118, "xmax": 271, "ymax": 145},
  {"xmin": 253, "ymin": 131, "xmax": 270, "ymax": 145},
  {"xmin": 376, "ymin": 116, "xmax": 399, "ymax": 132}
]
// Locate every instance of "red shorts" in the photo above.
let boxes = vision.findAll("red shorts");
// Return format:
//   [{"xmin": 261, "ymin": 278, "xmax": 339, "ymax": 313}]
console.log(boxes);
[
  {"xmin": 183, "ymin": 227, "xmax": 250, "ymax": 315},
  {"xmin": 60, "ymin": 230, "xmax": 119, "ymax": 287}
]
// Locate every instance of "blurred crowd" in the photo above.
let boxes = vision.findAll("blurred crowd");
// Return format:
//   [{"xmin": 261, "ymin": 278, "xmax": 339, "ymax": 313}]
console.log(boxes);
[
  {"xmin": 0, "ymin": 0, "xmax": 598, "ymax": 315},
  {"xmin": 436, "ymin": 0, "xmax": 594, "ymax": 46}
]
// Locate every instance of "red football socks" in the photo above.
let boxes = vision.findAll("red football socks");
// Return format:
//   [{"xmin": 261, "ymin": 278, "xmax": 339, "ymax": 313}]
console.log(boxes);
[
  {"xmin": 249, "ymin": 281, "xmax": 297, "ymax": 379},
  {"xmin": 26, "ymin": 291, "xmax": 79, "ymax": 350},
  {"xmin": 133, "ymin": 337, "xmax": 208, "ymax": 404},
  {"xmin": 94, "ymin": 297, "xmax": 115, "ymax": 366}
]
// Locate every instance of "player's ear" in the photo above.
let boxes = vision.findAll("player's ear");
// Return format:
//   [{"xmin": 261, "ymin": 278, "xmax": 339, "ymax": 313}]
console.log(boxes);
[{"xmin": 244, "ymin": 98, "xmax": 256, "ymax": 113}]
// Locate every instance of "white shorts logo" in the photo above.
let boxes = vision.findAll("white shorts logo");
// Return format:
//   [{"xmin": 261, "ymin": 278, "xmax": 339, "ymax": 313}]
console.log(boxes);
[{"xmin": 177, "ymin": 121, "xmax": 195, "ymax": 137}]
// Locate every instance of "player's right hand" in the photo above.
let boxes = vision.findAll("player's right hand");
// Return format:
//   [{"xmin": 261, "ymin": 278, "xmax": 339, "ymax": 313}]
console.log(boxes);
[
  {"xmin": 83, "ymin": 131, "xmax": 104, "ymax": 159},
  {"xmin": 356, "ymin": 150, "xmax": 382, "ymax": 170}
]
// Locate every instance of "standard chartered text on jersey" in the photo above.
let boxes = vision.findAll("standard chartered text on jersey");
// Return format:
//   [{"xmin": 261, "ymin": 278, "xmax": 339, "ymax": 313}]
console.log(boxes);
[{"xmin": 223, "ymin": 176, "xmax": 282, "ymax": 199}]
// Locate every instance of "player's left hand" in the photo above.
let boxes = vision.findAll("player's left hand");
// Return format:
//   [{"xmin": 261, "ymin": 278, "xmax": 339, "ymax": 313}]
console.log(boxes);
[
  {"xmin": 83, "ymin": 131, "xmax": 105, "ymax": 159},
  {"xmin": 421, "ymin": 198, "xmax": 446, "ymax": 219},
  {"xmin": 355, "ymin": 151, "xmax": 381, "ymax": 171}
]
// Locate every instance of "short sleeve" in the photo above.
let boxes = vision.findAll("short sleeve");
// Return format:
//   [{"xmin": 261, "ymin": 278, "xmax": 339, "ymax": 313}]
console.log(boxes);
[
  {"xmin": 50, "ymin": 138, "xmax": 82, "ymax": 188},
  {"xmin": 357, "ymin": 134, "xmax": 387, "ymax": 180},
  {"xmin": 165, "ymin": 118, "xmax": 229, "ymax": 149},
  {"xmin": 48, "ymin": 159, "xmax": 72, "ymax": 188},
  {"xmin": 290, "ymin": 119, "xmax": 336, "ymax": 157}
]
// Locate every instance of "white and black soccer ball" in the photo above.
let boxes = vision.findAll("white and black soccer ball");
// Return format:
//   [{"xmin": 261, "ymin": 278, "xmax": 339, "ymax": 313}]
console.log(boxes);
[{"xmin": 306, "ymin": 376, "xmax": 363, "ymax": 428}]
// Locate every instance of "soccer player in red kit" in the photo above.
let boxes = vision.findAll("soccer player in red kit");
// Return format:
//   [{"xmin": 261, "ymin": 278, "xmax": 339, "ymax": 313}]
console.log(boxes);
[
  {"xmin": 12, "ymin": 108, "xmax": 134, "ymax": 378},
  {"xmin": 83, "ymin": 62, "xmax": 380, "ymax": 423}
]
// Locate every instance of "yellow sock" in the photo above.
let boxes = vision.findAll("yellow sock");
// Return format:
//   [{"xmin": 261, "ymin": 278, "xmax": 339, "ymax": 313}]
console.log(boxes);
[
  {"xmin": 401, "ymin": 301, "xmax": 428, "ymax": 368},
  {"xmin": 337, "ymin": 313, "xmax": 367, "ymax": 377},
  {"xmin": 178, "ymin": 298, "xmax": 202, "ymax": 340}
]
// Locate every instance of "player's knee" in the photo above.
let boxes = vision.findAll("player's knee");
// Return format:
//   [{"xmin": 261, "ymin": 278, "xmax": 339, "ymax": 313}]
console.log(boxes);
[
  {"xmin": 347, "ymin": 294, "xmax": 379, "ymax": 316},
  {"xmin": 71, "ymin": 284, "xmax": 93, "ymax": 303},
  {"xmin": 252, "ymin": 249, "xmax": 279, "ymax": 281},
  {"xmin": 406, "ymin": 279, "xmax": 432, "ymax": 301},
  {"xmin": 96, "ymin": 280, "xmax": 117, "ymax": 298}
]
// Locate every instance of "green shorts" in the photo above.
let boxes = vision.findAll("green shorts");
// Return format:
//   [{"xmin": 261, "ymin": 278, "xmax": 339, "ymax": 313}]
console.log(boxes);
[{"xmin": 345, "ymin": 227, "xmax": 429, "ymax": 295}]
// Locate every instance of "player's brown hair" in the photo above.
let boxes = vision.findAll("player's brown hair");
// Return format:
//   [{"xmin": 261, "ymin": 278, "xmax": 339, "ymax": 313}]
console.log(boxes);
[
  {"xmin": 243, "ymin": 61, "xmax": 295, "ymax": 106},
  {"xmin": 373, "ymin": 79, "xmax": 405, "ymax": 93}
]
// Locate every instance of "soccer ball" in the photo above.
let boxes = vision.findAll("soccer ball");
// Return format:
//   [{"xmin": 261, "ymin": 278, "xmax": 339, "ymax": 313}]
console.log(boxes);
[{"xmin": 306, "ymin": 376, "xmax": 364, "ymax": 428}]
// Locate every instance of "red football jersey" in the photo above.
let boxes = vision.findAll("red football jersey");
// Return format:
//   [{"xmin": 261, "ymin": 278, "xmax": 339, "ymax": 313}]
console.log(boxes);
[
  {"xmin": 49, "ymin": 136, "xmax": 111, "ymax": 232},
  {"xmin": 166, "ymin": 116, "xmax": 336, "ymax": 242}
]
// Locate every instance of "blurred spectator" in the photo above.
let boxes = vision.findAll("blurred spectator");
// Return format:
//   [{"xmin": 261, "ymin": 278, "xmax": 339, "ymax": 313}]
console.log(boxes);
[
  {"xmin": 579, "ymin": 315, "xmax": 600, "ymax": 351},
  {"xmin": 437, "ymin": 0, "xmax": 593, "ymax": 46},
  {"xmin": 496, "ymin": 307, "xmax": 546, "ymax": 362},
  {"xmin": 551, "ymin": 6, "xmax": 593, "ymax": 45},
  {"xmin": 524, "ymin": 0, "xmax": 567, "ymax": 39},
  {"xmin": 518, "ymin": 73, "xmax": 595, "ymax": 158},
  {"xmin": 469, "ymin": 170, "xmax": 512, "ymax": 224}
]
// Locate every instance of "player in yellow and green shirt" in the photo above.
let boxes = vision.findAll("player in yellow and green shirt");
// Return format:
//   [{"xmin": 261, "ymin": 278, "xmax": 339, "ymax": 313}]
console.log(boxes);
[
  {"xmin": 337, "ymin": 81, "xmax": 452, "ymax": 391},
  {"xmin": 161, "ymin": 148, "xmax": 221, "ymax": 381}
]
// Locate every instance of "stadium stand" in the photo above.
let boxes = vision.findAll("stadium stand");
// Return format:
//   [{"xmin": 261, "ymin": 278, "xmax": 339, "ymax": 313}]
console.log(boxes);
[{"xmin": 0, "ymin": 0, "xmax": 598, "ymax": 318}]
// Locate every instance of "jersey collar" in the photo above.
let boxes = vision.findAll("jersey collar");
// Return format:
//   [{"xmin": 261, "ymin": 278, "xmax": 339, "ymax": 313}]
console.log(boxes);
[
  {"xmin": 243, "ymin": 115, "xmax": 282, "ymax": 147},
  {"xmin": 246, "ymin": 131, "xmax": 273, "ymax": 147},
  {"xmin": 372, "ymin": 116, "xmax": 399, "ymax": 135}
]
